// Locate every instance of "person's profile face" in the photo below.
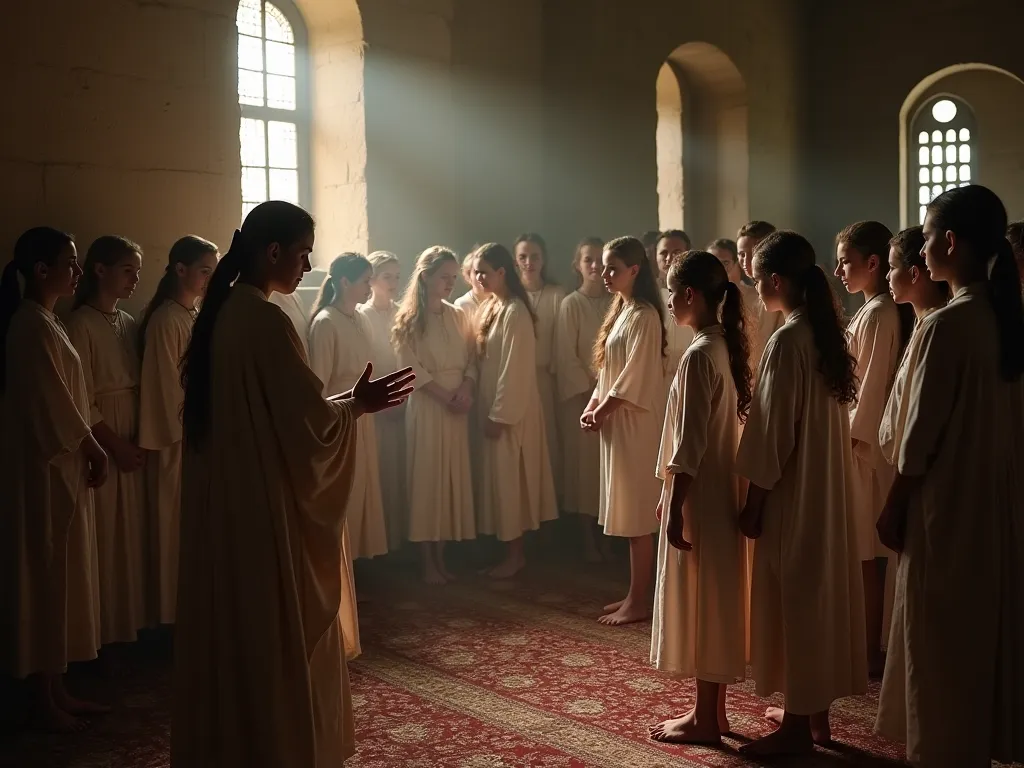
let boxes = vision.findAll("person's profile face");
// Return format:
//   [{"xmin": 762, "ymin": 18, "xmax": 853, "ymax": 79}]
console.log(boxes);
[{"xmin": 271, "ymin": 230, "xmax": 314, "ymax": 294}]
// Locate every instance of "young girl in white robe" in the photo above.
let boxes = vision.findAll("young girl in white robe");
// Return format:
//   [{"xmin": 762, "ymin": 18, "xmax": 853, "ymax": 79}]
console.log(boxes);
[
  {"xmin": 66, "ymin": 236, "xmax": 147, "ymax": 649},
  {"xmin": 834, "ymin": 221, "xmax": 914, "ymax": 677},
  {"xmin": 358, "ymin": 251, "xmax": 406, "ymax": 550},
  {"xmin": 556, "ymin": 237, "xmax": 610, "ymax": 561},
  {"xmin": 736, "ymin": 221, "xmax": 785, "ymax": 366},
  {"xmin": 735, "ymin": 230, "xmax": 867, "ymax": 757},
  {"xmin": 648, "ymin": 251, "xmax": 752, "ymax": 746},
  {"xmin": 309, "ymin": 254, "xmax": 389, "ymax": 560},
  {"xmin": 137, "ymin": 235, "xmax": 219, "ymax": 626},
  {"xmin": 473, "ymin": 243, "xmax": 558, "ymax": 578},
  {"xmin": 874, "ymin": 185, "xmax": 1024, "ymax": 768},
  {"xmin": 582, "ymin": 236, "xmax": 666, "ymax": 626},
  {"xmin": 393, "ymin": 247, "xmax": 477, "ymax": 584},
  {"xmin": 454, "ymin": 246, "xmax": 485, "ymax": 326},
  {"xmin": 0, "ymin": 227, "xmax": 108, "ymax": 730},
  {"xmin": 655, "ymin": 231, "xmax": 696, "ymax": 381},
  {"xmin": 514, "ymin": 233, "xmax": 566, "ymax": 507},
  {"xmin": 172, "ymin": 200, "xmax": 414, "ymax": 767}
]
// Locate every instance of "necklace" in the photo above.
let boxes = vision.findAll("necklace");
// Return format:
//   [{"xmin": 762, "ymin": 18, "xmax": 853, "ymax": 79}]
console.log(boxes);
[{"xmin": 88, "ymin": 304, "xmax": 126, "ymax": 341}]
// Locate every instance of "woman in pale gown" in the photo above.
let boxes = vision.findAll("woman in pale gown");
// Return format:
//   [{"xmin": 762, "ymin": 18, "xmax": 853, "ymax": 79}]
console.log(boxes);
[
  {"xmin": 654, "ymin": 231, "xmax": 695, "ymax": 379},
  {"xmin": 735, "ymin": 230, "xmax": 866, "ymax": 757},
  {"xmin": 833, "ymin": 221, "xmax": 913, "ymax": 677},
  {"xmin": 309, "ymin": 254, "xmax": 389, "ymax": 560},
  {"xmin": 875, "ymin": 185, "xmax": 1024, "ymax": 768},
  {"xmin": 0, "ymin": 227, "xmax": 108, "ymax": 730},
  {"xmin": 473, "ymin": 243, "xmax": 558, "ymax": 578},
  {"xmin": 136, "ymin": 235, "xmax": 219, "ymax": 626},
  {"xmin": 736, "ymin": 221, "xmax": 785, "ymax": 366},
  {"xmin": 454, "ymin": 246, "xmax": 485, "ymax": 325},
  {"xmin": 173, "ymin": 201, "xmax": 413, "ymax": 767},
  {"xmin": 514, "ymin": 233, "xmax": 566, "ymax": 507},
  {"xmin": 555, "ymin": 237, "xmax": 609, "ymax": 561},
  {"xmin": 66, "ymin": 236, "xmax": 147, "ymax": 650},
  {"xmin": 648, "ymin": 251, "xmax": 752, "ymax": 746},
  {"xmin": 582, "ymin": 236, "xmax": 666, "ymax": 626},
  {"xmin": 358, "ymin": 251, "xmax": 406, "ymax": 550},
  {"xmin": 393, "ymin": 247, "xmax": 476, "ymax": 584}
]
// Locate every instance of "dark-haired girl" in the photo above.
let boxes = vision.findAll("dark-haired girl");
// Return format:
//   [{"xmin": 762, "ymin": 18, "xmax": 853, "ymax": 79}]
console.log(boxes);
[
  {"xmin": 649, "ymin": 251, "xmax": 751, "ymax": 746},
  {"xmin": 514, "ymin": 233, "xmax": 566, "ymax": 507},
  {"xmin": 735, "ymin": 230, "xmax": 866, "ymax": 756},
  {"xmin": 834, "ymin": 220, "xmax": 909, "ymax": 677},
  {"xmin": 173, "ymin": 201, "xmax": 413, "ymax": 767},
  {"xmin": 875, "ymin": 185, "xmax": 1023, "ymax": 767},
  {"xmin": 309, "ymin": 253, "xmax": 389, "ymax": 561},
  {"xmin": 474, "ymin": 243, "xmax": 558, "ymax": 578},
  {"xmin": 582, "ymin": 236, "xmax": 666, "ymax": 626},
  {"xmin": 1, "ymin": 227, "xmax": 107, "ymax": 730},
  {"xmin": 137, "ymin": 235, "xmax": 218, "ymax": 626},
  {"xmin": 66, "ymin": 236, "xmax": 147, "ymax": 648}
]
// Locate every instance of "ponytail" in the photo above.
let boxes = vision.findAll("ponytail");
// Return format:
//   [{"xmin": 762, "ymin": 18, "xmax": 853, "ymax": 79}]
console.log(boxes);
[
  {"xmin": 138, "ymin": 235, "xmax": 218, "ymax": 352},
  {"xmin": 2, "ymin": 227, "xmax": 75, "ymax": 392},
  {"xmin": 310, "ymin": 253, "xmax": 371, "ymax": 320},
  {"xmin": 181, "ymin": 200, "xmax": 315, "ymax": 449},
  {"xmin": 987, "ymin": 238, "xmax": 1024, "ymax": 380},
  {"xmin": 803, "ymin": 265, "xmax": 859, "ymax": 405},
  {"xmin": 721, "ymin": 280, "xmax": 753, "ymax": 422}
]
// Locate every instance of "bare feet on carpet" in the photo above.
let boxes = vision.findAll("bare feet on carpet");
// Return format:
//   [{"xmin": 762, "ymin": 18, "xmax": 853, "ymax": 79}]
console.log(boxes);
[
  {"xmin": 439, "ymin": 562, "xmax": 456, "ymax": 582},
  {"xmin": 602, "ymin": 598, "xmax": 625, "ymax": 613},
  {"xmin": 54, "ymin": 687, "xmax": 111, "ymax": 716},
  {"xmin": 36, "ymin": 703, "xmax": 87, "ymax": 733},
  {"xmin": 666, "ymin": 709, "xmax": 731, "ymax": 735},
  {"xmin": 597, "ymin": 598, "xmax": 649, "ymax": 626},
  {"xmin": 422, "ymin": 564, "xmax": 447, "ymax": 585},
  {"xmin": 649, "ymin": 708, "xmax": 722, "ymax": 745},
  {"xmin": 488, "ymin": 552, "xmax": 525, "ymax": 579},
  {"xmin": 765, "ymin": 706, "xmax": 831, "ymax": 744}
]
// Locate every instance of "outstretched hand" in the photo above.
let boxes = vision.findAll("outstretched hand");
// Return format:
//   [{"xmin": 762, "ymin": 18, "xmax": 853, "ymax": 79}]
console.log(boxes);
[{"xmin": 351, "ymin": 363, "xmax": 415, "ymax": 414}]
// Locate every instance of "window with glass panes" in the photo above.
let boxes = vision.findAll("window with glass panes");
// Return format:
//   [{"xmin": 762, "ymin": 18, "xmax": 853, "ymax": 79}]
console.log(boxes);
[
  {"xmin": 913, "ymin": 97, "xmax": 975, "ymax": 225},
  {"xmin": 236, "ymin": 0, "xmax": 308, "ymax": 219}
]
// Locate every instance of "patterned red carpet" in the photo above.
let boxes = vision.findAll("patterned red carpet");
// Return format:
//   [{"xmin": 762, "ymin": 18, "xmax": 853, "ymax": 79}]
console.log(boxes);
[{"xmin": 0, "ymin": 554, "xmax": 921, "ymax": 767}]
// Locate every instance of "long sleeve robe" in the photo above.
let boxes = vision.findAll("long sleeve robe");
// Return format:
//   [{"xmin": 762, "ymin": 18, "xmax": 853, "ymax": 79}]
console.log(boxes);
[
  {"xmin": 269, "ymin": 291, "xmax": 310, "ymax": 356},
  {"xmin": 137, "ymin": 299, "xmax": 194, "ymax": 625},
  {"xmin": 555, "ymin": 290, "xmax": 609, "ymax": 517},
  {"xmin": 0, "ymin": 300, "xmax": 101, "ymax": 676},
  {"xmin": 476, "ymin": 297, "xmax": 558, "ymax": 541},
  {"xmin": 172, "ymin": 284, "xmax": 358, "ymax": 768},
  {"xmin": 735, "ymin": 308, "xmax": 867, "ymax": 715},
  {"xmin": 66, "ymin": 306, "xmax": 147, "ymax": 645},
  {"xmin": 875, "ymin": 284, "xmax": 1023, "ymax": 767},
  {"xmin": 651, "ymin": 327, "xmax": 746, "ymax": 683}
]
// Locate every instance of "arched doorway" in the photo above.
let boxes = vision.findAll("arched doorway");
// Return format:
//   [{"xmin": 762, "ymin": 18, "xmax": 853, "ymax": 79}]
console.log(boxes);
[{"xmin": 655, "ymin": 42, "xmax": 748, "ymax": 246}]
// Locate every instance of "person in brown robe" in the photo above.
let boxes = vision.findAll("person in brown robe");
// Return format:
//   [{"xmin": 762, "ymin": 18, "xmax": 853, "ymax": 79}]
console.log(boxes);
[{"xmin": 171, "ymin": 201, "xmax": 413, "ymax": 768}]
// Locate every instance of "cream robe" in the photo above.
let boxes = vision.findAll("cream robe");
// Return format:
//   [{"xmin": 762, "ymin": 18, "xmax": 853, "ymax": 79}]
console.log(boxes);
[
  {"xmin": 309, "ymin": 306, "xmax": 388, "ymax": 560},
  {"xmin": 270, "ymin": 291, "xmax": 309, "ymax": 356},
  {"xmin": 875, "ymin": 285, "xmax": 1023, "ymax": 767},
  {"xmin": 740, "ymin": 281, "xmax": 783, "ymax": 370},
  {"xmin": 595, "ymin": 302, "xmax": 665, "ymax": 538},
  {"xmin": 137, "ymin": 300, "xmax": 194, "ymax": 625},
  {"xmin": 173, "ymin": 284, "xmax": 356, "ymax": 768},
  {"xmin": 357, "ymin": 301, "xmax": 406, "ymax": 550},
  {"xmin": 454, "ymin": 290, "xmax": 483, "ymax": 511},
  {"xmin": 527, "ymin": 284, "xmax": 566, "ymax": 507},
  {"xmin": 398, "ymin": 302, "xmax": 476, "ymax": 542},
  {"xmin": 453, "ymin": 290, "xmax": 481, "ymax": 326},
  {"xmin": 477, "ymin": 297, "xmax": 558, "ymax": 541},
  {"xmin": 0, "ymin": 301, "xmax": 101, "ymax": 676},
  {"xmin": 847, "ymin": 293, "xmax": 901, "ymax": 561},
  {"xmin": 651, "ymin": 327, "xmax": 746, "ymax": 682},
  {"xmin": 555, "ymin": 290, "xmax": 610, "ymax": 517},
  {"xmin": 66, "ymin": 306, "xmax": 147, "ymax": 645},
  {"xmin": 661, "ymin": 288, "xmax": 695, "ymax": 389},
  {"xmin": 735, "ymin": 308, "xmax": 867, "ymax": 715}
]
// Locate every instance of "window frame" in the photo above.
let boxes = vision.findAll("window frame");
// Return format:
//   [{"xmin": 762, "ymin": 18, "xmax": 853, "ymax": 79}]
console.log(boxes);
[
  {"xmin": 237, "ymin": 0, "xmax": 312, "ymax": 215},
  {"xmin": 909, "ymin": 94, "xmax": 977, "ymax": 225}
]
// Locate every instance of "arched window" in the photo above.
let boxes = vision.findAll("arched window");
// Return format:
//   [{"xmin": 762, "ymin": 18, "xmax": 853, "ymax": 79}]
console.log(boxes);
[
  {"xmin": 911, "ymin": 96, "xmax": 976, "ymax": 224},
  {"xmin": 236, "ymin": 0, "xmax": 309, "ymax": 219}
]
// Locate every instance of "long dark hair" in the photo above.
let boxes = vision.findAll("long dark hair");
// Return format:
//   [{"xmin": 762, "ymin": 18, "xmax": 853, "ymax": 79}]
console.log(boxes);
[
  {"xmin": 0, "ymin": 227, "xmax": 75, "ymax": 391},
  {"xmin": 309, "ymin": 253, "xmax": 371, "ymax": 319},
  {"xmin": 513, "ymin": 232, "xmax": 557, "ymax": 286},
  {"xmin": 392, "ymin": 246, "xmax": 458, "ymax": 349},
  {"xmin": 667, "ymin": 250, "xmax": 752, "ymax": 422},
  {"xmin": 927, "ymin": 184, "xmax": 1024, "ymax": 381},
  {"xmin": 72, "ymin": 235, "xmax": 142, "ymax": 310},
  {"xmin": 180, "ymin": 201, "xmax": 315, "ymax": 449},
  {"xmin": 475, "ymin": 242, "xmax": 538, "ymax": 354},
  {"xmin": 593, "ymin": 236, "xmax": 667, "ymax": 371},
  {"xmin": 755, "ymin": 230, "xmax": 858, "ymax": 406},
  {"xmin": 138, "ymin": 235, "xmax": 219, "ymax": 352}
]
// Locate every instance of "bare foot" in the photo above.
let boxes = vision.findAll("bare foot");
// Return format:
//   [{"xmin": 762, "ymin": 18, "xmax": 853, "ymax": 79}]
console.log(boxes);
[
  {"xmin": 422, "ymin": 566, "xmax": 447, "ymax": 585},
  {"xmin": 597, "ymin": 599, "xmax": 650, "ymax": 626},
  {"xmin": 740, "ymin": 724, "xmax": 815, "ymax": 757},
  {"xmin": 439, "ymin": 564, "xmax": 457, "ymax": 582},
  {"xmin": 765, "ymin": 706, "xmax": 784, "ymax": 725},
  {"xmin": 36, "ymin": 704, "xmax": 86, "ymax": 733},
  {"xmin": 58, "ymin": 693, "xmax": 111, "ymax": 716},
  {"xmin": 602, "ymin": 598, "xmax": 625, "ymax": 613},
  {"xmin": 649, "ymin": 709, "xmax": 721, "ymax": 745},
  {"xmin": 488, "ymin": 556, "xmax": 525, "ymax": 579},
  {"xmin": 764, "ymin": 707, "xmax": 829, "ymax": 745}
]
